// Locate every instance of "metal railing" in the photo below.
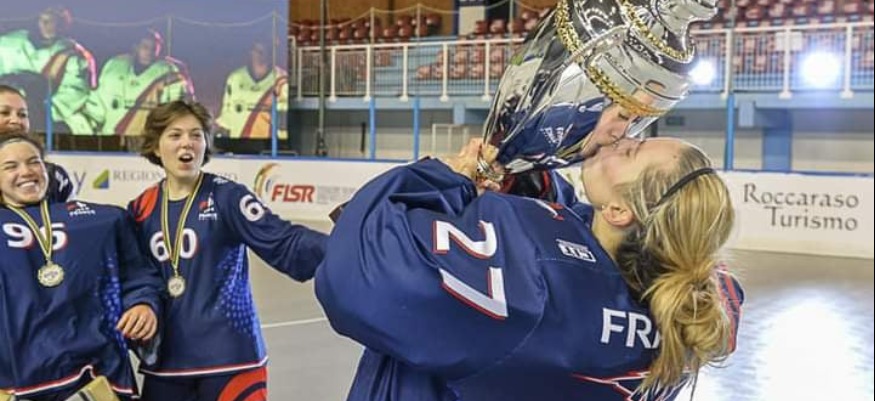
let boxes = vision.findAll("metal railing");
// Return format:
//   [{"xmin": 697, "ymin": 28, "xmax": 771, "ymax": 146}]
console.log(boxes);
[{"xmin": 291, "ymin": 21, "xmax": 874, "ymax": 101}]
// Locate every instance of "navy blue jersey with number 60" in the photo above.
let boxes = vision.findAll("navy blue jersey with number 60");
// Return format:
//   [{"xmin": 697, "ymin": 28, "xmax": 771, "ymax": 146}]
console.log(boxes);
[{"xmin": 128, "ymin": 173, "xmax": 326, "ymax": 377}]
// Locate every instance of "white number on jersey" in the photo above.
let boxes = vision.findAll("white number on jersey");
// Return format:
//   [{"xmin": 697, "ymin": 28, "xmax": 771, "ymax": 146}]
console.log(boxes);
[
  {"xmin": 433, "ymin": 220, "xmax": 508, "ymax": 319},
  {"xmin": 240, "ymin": 194, "xmax": 266, "ymax": 222},
  {"xmin": 3, "ymin": 223, "xmax": 68, "ymax": 250},
  {"xmin": 149, "ymin": 229, "xmax": 198, "ymax": 262}
]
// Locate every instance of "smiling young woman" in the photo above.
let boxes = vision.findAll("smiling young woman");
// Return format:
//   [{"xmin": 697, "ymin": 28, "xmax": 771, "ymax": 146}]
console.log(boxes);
[{"xmin": 0, "ymin": 132, "xmax": 162, "ymax": 401}]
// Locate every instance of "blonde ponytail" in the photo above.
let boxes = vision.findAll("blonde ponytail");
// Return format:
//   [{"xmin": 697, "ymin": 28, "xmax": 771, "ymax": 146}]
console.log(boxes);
[{"xmin": 615, "ymin": 145, "xmax": 736, "ymax": 391}]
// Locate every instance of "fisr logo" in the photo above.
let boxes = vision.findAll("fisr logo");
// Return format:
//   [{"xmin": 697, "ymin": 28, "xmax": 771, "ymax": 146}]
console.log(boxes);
[{"xmin": 270, "ymin": 184, "xmax": 315, "ymax": 203}]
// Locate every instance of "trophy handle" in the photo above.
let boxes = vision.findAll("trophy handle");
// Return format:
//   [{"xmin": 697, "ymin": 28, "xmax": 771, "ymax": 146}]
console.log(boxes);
[{"xmin": 476, "ymin": 153, "xmax": 504, "ymax": 183}]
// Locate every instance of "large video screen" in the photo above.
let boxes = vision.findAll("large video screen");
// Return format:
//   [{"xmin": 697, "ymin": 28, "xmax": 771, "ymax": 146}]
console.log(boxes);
[{"xmin": 0, "ymin": 0, "xmax": 288, "ymax": 138}]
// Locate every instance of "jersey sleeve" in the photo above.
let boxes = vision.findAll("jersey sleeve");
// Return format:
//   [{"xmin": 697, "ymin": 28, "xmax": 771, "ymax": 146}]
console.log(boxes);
[
  {"xmin": 315, "ymin": 158, "xmax": 546, "ymax": 381},
  {"xmin": 48, "ymin": 163, "xmax": 75, "ymax": 202},
  {"xmin": 114, "ymin": 207, "xmax": 164, "ymax": 315},
  {"xmin": 219, "ymin": 180, "xmax": 327, "ymax": 282},
  {"xmin": 550, "ymin": 171, "xmax": 578, "ymax": 206}
]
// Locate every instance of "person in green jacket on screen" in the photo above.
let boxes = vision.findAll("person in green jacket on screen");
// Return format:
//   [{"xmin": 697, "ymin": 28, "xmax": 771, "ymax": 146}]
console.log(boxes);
[
  {"xmin": 216, "ymin": 41, "xmax": 287, "ymax": 139},
  {"xmin": 90, "ymin": 29, "xmax": 195, "ymax": 136},
  {"xmin": 0, "ymin": 6, "xmax": 100, "ymax": 135}
]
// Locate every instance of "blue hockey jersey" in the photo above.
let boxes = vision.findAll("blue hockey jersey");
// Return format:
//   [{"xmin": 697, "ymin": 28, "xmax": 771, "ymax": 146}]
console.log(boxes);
[
  {"xmin": 0, "ymin": 201, "xmax": 162, "ymax": 399},
  {"xmin": 46, "ymin": 162, "xmax": 75, "ymax": 203},
  {"xmin": 128, "ymin": 173, "xmax": 326, "ymax": 376},
  {"xmin": 316, "ymin": 158, "xmax": 744, "ymax": 401},
  {"xmin": 500, "ymin": 169, "xmax": 582, "ymax": 209},
  {"xmin": 493, "ymin": 98, "xmax": 605, "ymax": 173}
]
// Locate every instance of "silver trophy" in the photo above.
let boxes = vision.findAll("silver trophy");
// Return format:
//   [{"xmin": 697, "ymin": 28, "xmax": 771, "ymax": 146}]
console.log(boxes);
[{"xmin": 478, "ymin": 0, "xmax": 717, "ymax": 181}]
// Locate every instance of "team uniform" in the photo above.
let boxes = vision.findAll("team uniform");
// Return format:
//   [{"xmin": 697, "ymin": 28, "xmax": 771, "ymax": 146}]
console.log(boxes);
[
  {"xmin": 0, "ymin": 30, "xmax": 99, "ymax": 134},
  {"xmin": 500, "ymin": 169, "xmax": 579, "ymax": 206},
  {"xmin": 128, "ymin": 173, "xmax": 326, "ymax": 400},
  {"xmin": 316, "ymin": 159, "xmax": 744, "ymax": 401},
  {"xmin": 216, "ymin": 66, "xmax": 287, "ymax": 139},
  {"xmin": 491, "ymin": 98, "xmax": 606, "ymax": 174},
  {"xmin": 45, "ymin": 162, "xmax": 75, "ymax": 203},
  {"xmin": 0, "ymin": 201, "xmax": 163, "ymax": 400},
  {"xmin": 92, "ymin": 55, "xmax": 194, "ymax": 135}
]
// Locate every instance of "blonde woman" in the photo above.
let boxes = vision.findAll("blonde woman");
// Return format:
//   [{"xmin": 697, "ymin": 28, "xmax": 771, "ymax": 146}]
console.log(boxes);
[{"xmin": 317, "ymin": 137, "xmax": 743, "ymax": 401}]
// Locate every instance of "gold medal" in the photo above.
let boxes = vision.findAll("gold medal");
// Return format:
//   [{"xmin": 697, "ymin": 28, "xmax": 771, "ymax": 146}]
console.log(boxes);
[
  {"xmin": 10, "ymin": 200, "xmax": 64, "ymax": 288},
  {"xmin": 167, "ymin": 275, "xmax": 187, "ymax": 298},
  {"xmin": 38, "ymin": 262, "xmax": 65, "ymax": 287},
  {"xmin": 161, "ymin": 174, "xmax": 204, "ymax": 299}
]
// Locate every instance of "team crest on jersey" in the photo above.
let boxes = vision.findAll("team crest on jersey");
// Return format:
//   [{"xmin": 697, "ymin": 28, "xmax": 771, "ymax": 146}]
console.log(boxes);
[
  {"xmin": 541, "ymin": 125, "xmax": 569, "ymax": 147},
  {"xmin": 556, "ymin": 239, "xmax": 595, "ymax": 262},
  {"xmin": 67, "ymin": 201, "xmax": 96, "ymax": 217},
  {"xmin": 198, "ymin": 195, "xmax": 218, "ymax": 221},
  {"xmin": 572, "ymin": 371, "xmax": 687, "ymax": 401}
]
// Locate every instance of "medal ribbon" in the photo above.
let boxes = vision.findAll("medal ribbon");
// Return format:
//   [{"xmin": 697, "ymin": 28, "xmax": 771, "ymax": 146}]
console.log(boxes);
[
  {"xmin": 160, "ymin": 173, "xmax": 204, "ymax": 278},
  {"xmin": 9, "ymin": 199, "xmax": 55, "ymax": 265}
]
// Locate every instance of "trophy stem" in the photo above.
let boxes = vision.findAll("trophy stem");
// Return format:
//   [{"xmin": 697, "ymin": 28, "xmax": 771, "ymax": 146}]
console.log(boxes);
[{"xmin": 476, "ymin": 154, "xmax": 504, "ymax": 183}]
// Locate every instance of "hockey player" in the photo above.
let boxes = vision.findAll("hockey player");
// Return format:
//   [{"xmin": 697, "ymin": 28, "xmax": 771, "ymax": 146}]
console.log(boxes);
[
  {"xmin": 316, "ymin": 137, "xmax": 744, "ymax": 401},
  {"xmin": 127, "ymin": 100, "xmax": 325, "ymax": 401},
  {"xmin": 0, "ymin": 84, "xmax": 75, "ymax": 202},
  {"xmin": 216, "ymin": 42, "xmax": 287, "ymax": 139},
  {"xmin": 0, "ymin": 132, "xmax": 162, "ymax": 401},
  {"xmin": 0, "ymin": 7, "xmax": 100, "ymax": 134},
  {"xmin": 91, "ymin": 30, "xmax": 194, "ymax": 135}
]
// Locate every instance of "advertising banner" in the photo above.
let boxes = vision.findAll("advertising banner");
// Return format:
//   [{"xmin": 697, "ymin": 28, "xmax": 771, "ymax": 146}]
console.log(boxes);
[
  {"xmin": 723, "ymin": 171, "xmax": 873, "ymax": 259},
  {"xmin": 557, "ymin": 167, "xmax": 874, "ymax": 259},
  {"xmin": 235, "ymin": 158, "xmax": 399, "ymax": 220},
  {"xmin": 49, "ymin": 153, "xmax": 400, "ymax": 222},
  {"xmin": 49, "ymin": 154, "xmax": 874, "ymax": 259}
]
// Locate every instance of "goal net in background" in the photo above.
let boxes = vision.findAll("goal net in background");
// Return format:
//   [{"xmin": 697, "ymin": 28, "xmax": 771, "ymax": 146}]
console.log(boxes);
[{"xmin": 425, "ymin": 123, "xmax": 472, "ymax": 158}]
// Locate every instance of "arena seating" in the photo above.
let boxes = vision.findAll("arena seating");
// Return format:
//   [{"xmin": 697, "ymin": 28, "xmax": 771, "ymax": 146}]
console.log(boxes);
[
  {"xmin": 292, "ymin": 0, "xmax": 873, "ymax": 93},
  {"xmin": 292, "ymin": 12, "xmax": 443, "ymax": 46}
]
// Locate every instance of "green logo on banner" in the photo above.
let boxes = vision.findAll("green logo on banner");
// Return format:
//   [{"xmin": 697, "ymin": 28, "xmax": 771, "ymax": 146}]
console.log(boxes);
[{"xmin": 93, "ymin": 169, "xmax": 110, "ymax": 189}]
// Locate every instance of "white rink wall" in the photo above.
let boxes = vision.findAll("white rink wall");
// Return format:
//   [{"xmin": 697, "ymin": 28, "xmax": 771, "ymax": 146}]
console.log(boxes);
[{"xmin": 50, "ymin": 153, "xmax": 874, "ymax": 259}]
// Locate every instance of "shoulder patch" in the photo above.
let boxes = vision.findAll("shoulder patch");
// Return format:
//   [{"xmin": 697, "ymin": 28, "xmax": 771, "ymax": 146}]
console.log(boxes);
[
  {"xmin": 556, "ymin": 238, "xmax": 596, "ymax": 262},
  {"xmin": 66, "ymin": 201, "xmax": 96, "ymax": 217},
  {"xmin": 133, "ymin": 185, "xmax": 160, "ymax": 223},
  {"xmin": 212, "ymin": 175, "xmax": 229, "ymax": 185}
]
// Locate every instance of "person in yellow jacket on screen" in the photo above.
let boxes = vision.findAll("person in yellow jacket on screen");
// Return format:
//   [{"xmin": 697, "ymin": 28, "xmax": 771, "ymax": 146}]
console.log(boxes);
[
  {"xmin": 0, "ymin": 7, "xmax": 100, "ymax": 134},
  {"xmin": 216, "ymin": 42, "xmax": 287, "ymax": 139},
  {"xmin": 91, "ymin": 29, "xmax": 195, "ymax": 135}
]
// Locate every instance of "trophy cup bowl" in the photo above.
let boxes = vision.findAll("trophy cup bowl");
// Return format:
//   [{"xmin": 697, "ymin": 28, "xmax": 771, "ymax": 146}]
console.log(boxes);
[{"xmin": 478, "ymin": 0, "xmax": 718, "ymax": 182}]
